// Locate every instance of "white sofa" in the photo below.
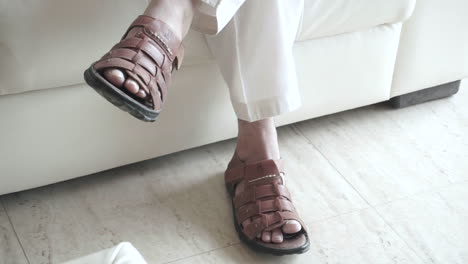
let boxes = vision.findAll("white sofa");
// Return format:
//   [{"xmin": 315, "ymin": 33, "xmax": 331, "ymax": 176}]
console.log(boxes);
[{"xmin": 1, "ymin": 0, "xmax": 467, "ymax": 195}]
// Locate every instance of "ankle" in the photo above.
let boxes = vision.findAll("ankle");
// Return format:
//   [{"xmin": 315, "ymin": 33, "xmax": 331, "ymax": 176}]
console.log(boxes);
[
  {"xmin": 144, "ymin": 0, "xmax": 195, "ymax": 39},
  {"xmin": 235, "ymin": 142, "xmax": 280, "ymax": 163},
  {"xmin": 235, "ymin": 118, "xmax": 281, "ymax": 163}
]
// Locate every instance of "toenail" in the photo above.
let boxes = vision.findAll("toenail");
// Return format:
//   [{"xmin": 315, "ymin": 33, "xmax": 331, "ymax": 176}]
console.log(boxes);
[{"xmin": 137, "ymin": 90, "xmax": 146, "ymax": 97}]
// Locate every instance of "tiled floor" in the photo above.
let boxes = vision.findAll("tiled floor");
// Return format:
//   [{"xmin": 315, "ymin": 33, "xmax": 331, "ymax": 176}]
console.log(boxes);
[{"xmin": 1, "ymin": 81, "xmax": 467, "ymax": 264}]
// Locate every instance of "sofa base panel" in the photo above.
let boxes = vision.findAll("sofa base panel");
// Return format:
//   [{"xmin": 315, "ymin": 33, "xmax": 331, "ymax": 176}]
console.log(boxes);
[{"xmin": 390, "ymin": 80, "xmax": 460, "ymax": 108}]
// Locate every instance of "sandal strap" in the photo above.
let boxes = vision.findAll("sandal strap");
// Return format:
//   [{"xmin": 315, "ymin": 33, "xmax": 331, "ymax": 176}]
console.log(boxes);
[
  {"xmin": 225, "ymin": 159, "xmax": 284, "ymax": 192},
  {"xmin": 233, "ymin": 183, "xmax": 291, "ymax": 209},
  {"xmin": 124, "ymin": 15, "xmax": 183, "ymax": 64},
  {"xmin": 243, "ymin": 211, "xmax": 306, "ymax": 240},
  {"xmin": 237, "ymin": 196, "xmax": 296, "ymax": 223},
  {"xmin": 225, "ymin": 159, "xmax": 307, "ymax": 240},
  {"xmin": 113, "ymin": 38, "xmax": 166, "ymax": 69},
  {"xmin": 93, "ymin": 15, "xmax": 184, "ymax": 111},
  {"xmin": 101, "ymin": 48, "xmax": 159, "ymax": 76}
]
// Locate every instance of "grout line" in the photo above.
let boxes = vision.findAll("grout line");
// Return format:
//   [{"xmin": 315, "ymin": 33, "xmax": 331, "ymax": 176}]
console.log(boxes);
[
  {"xmin": 368, "ymin": 181, "xmax": 468, "ymax": 264},
  {"xmin": 1, "ymin": 198, "xmax": 31, "ymax": 264},
  {"xmin": 290, "ymin": 123, "xmax": 373, "ymax": 206},
  {"xmin": 161, "ymin": 242, "xmax": 240, "ymax": 264},
  {"xmin": 156, "ymin": 174, "xmax": 467, "ymax": 263},
  {"xmin": 365, "ymin": 179, "xmax": 468, "ymax": 209},
  {"xmin": 370, "ymin": 205, "xmax": 429, "ymax": 263},
  {"xmin": 291, "ymin": 123, "xmax": 428, "ymax": 263}
]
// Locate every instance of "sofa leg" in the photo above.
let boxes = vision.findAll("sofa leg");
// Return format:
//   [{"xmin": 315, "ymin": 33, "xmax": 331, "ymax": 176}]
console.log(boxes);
[{"xmin": 389, "ymin": 80, "xmax": 461, "ymax": 108}]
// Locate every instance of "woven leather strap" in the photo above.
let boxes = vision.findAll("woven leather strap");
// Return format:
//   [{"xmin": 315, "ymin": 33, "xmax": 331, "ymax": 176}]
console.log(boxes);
[
  {"xmin": 94, "ymin": 15, "xmax": 184, "ymax": 111},
  {"xmin": 225, "ymin": 159, "xmax": 307, "ymax": 240}
]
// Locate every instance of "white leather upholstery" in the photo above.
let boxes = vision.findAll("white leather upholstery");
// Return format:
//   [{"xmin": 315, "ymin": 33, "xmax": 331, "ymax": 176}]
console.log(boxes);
[
  {"xmin": 278, "ymin": 23, "xmax": 402, "ymax": 126},
  {"xmin": 0, "ymin": 0, "xmax": 213, "ymax": 96},
  {"xmin": 0, "ymin": 24, "xmax": 403, "ymax": 195},
  {"xmin": 298, "ymin": 0, "xmax": 415, "ymax": 41},
  {"xmin": 0, "ymin": 0, "xmax": 414, "ymax": 96},
  {"xmin": 62, "ymin": 242, "xmax": 147, "ymax": 264},
  {"xmin": 391, "ymin": 0, "xmax": 468, "ymax": 96},
  {"xmin": 0, "ymin": 0, "xmax": 148, "ymax": 96},
  {"xmin": 2, "ymin": 0, "xmax": 466, "ymax": 195}
]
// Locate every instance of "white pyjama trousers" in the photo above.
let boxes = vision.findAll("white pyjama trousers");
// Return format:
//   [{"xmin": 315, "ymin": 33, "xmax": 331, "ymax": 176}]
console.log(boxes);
[{"xmin": 193, "ymin": 0, "xmax": 304, "ymax": 122}]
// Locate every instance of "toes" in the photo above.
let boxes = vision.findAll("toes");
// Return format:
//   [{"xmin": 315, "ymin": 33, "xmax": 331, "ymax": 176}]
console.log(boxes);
[
  {"xmin": 271, "ymin": 228, "xmax": 283, "ymax": 244},
  {"xmin": 103, "ymin": 69, "xmax": 125, "ymax": 87},
  {"xmin": 135, "ymin": 89, "xmax": 147, "ymax": 98},
  {"xmin": 124, "ymin": 79, "xmax": 140, "ymax": 94},
  {"xmin": 103, "ymin": 69, "xmax": 145, "ymax": 99},
  {"xmin": 261, "ymin": 231, "xmax": 272, "ymax": 243},
  {"xmin": 282, "ymin": 220, "xmax": 302, "ymax": 234}
]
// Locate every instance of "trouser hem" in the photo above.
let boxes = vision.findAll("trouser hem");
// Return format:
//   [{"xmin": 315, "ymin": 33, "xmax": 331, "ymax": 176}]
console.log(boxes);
[{"xmin": 232, "ymin": 95, "xmax": 302, "ymax": 122}]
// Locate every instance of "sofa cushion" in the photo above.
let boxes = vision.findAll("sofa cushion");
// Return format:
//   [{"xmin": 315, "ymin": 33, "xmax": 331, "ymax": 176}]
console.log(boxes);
[
  {"xmin": 0, "ymin": 0, "xmax": 213, "ymax": 96},
  {"xmin": 298, "ymin": 0, "xmax": 415, "ymax": 41},
  {"xmin": 0, "ymin": 0, "xmax": 415, "ymax": 96}
]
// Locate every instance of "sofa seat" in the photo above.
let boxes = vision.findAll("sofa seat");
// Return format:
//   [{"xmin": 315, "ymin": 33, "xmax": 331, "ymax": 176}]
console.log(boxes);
[
  {"xmin": 298, "ymin": 0, "xmax": 415, "ymax": 41},
  {"xmin": 0, "ymin": 0, "xmax": 415, "ymax": 97},
  {"xmin": 3, "ymin": 0, "xmax": 442, "ymax": 195}
]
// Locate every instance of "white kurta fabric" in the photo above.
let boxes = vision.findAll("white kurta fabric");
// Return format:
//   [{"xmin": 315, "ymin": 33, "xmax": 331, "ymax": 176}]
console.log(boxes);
[
  {"xmin": 195, "ymin": 0, "xmax": 304, "ymax": 121},
  {"xmin": 192, "ymin": 0, "xmax": 246, "ymax": 35}
]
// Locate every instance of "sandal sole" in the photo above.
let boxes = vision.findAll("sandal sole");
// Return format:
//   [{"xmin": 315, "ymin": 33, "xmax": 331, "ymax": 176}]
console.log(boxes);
[{"xmin": 84, "ymin": 65, "xmax": 159, "ymax": 122}]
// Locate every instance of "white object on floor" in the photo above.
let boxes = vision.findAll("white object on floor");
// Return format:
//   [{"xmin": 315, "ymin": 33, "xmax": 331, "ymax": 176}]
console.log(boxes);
[{"xmin": 62, "ymin": 242, "xmax": 147, "ymax": 264}]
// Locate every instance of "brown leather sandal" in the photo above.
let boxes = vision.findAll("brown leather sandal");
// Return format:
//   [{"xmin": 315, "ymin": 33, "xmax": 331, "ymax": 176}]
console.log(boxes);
[
  {"xmin": 84, "ymin": 15, "xmax": 184, "ymax": 122},
  {"xmin": 225, "ymin": 158, "xmax": 310, "ymax": 255}
]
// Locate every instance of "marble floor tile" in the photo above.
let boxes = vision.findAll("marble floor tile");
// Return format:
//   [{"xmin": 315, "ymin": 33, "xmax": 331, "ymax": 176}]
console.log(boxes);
[
  {"xmin": 0, "ymin": 202, "xmax": 28, "ymax": 264},
  {"xmin": 295, "ymin": 82, "xmax": 468, "ymax": 205},
  {"xmin": 206, "ymin": 126, "xmax": 369, "ymax": 223},
  {"xmin": 2, "ymin": 126, "xmax": 367, "ymax": 264},
  {"xmin": 375, "ymin": 182, "xmax": 468, "ymax": 264},
  {"xmin": 2, "ymin": 147, "xmax": 235, "ymax": 264},
  {"xmin": 170, "ymin": 208, "xmax": 423, "ymax": 264},
  {"xmin": 4, "ymin": 82, "xmax": 465, "ymax": 263}
]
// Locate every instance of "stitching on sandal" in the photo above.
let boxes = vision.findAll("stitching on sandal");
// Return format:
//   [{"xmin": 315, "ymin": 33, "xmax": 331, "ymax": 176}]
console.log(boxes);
[{"xmin": 247, "ymin": 172, "xmax": 285, "ymax": 183}]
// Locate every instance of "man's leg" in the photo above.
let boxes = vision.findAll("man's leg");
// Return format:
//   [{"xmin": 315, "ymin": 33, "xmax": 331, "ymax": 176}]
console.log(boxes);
[
  {"xmin": 207, "ymin": 0, "xmax": 305, "ymax": 244},
  {"xmin": 95, "ymin": 0, "xmax": 305, "ymax": 246},
  {"xmin": 231, "ymin": 118, "xmax": 303, "ymax": 243}
]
